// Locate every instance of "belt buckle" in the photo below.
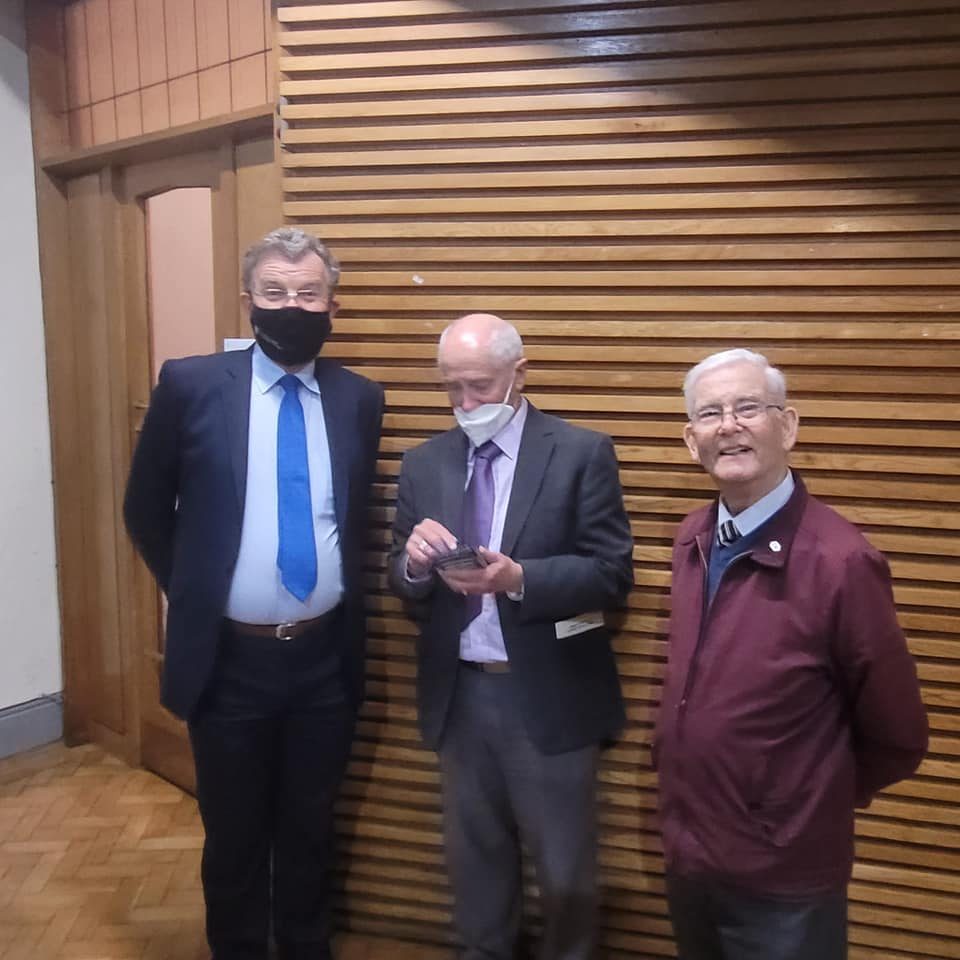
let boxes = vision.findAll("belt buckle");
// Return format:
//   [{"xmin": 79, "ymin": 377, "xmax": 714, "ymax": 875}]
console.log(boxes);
[{"xmin": 274, "ymin": 621, "xmax": 297, "ymax": 642}]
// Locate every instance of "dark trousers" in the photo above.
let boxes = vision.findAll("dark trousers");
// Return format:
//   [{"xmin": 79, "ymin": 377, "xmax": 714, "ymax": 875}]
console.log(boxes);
[
  {"xmin": 438, "ymin": 667, "xmax": 600, "ymax": 960},
  {"xmin": 188, "ymin": 618, "xmax": 354, "ymax": 960},
  {"xmin": 666, "ymin": 873, "xmax": 848, "ymax": 960}
]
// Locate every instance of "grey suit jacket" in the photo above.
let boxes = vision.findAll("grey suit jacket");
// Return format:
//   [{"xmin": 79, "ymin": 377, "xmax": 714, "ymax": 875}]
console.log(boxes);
[{"xmin": 388, "ymin": 403, "xmax": 633, "ymax": 754}]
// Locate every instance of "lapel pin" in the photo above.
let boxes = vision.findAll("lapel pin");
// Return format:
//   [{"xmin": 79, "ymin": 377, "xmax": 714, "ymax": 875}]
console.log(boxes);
[{"xmin": 769, "ymin": 540, "xmax": 782, "ymax": 552}]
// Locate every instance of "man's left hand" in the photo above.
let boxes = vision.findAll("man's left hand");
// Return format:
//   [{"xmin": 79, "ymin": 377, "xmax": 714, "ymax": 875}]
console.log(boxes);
[{"xmin": 438, "ymin": 547, "xmax": 523, "ymax": 597}]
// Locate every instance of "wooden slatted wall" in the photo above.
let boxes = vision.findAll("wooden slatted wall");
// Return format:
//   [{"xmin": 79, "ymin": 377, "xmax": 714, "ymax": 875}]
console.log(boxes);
[{"xmin": 276, "ymin": 2, "xmax": 960, "ymax": 957}]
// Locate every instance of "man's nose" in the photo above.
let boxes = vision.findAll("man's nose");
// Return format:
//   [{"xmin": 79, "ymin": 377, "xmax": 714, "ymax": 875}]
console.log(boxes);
[
  {"xmin": 460, "ymin": 395, "xmax": 482, "ymax": 413},
  {"xmin": 716, "ymin": 410, "xmax": 740, "ymax": 432}
]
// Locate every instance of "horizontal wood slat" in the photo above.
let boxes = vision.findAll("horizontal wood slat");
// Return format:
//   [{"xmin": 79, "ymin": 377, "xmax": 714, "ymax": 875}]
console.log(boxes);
[{"xmin": 278, "ymin": 1, "xmax": 960, "ymax": 957}]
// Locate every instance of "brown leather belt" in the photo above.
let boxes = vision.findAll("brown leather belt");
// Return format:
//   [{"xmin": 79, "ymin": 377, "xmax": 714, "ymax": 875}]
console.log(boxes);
[
  {"xmin": 459, "ymin": 659, "xmax": 510, "ymax": 674},
  {"xmin": 225, "ymin": 606, "xmax": 341, "ymax": 642}
]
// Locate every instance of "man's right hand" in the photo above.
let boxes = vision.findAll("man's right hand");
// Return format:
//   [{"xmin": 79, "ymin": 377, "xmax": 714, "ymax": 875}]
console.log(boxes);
[{"xmin": 405, "ymin": 519, "xmax": 458, "ymax": 579}]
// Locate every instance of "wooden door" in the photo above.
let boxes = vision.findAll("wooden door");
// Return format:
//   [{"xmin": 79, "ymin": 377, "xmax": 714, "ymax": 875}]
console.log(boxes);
[
  {"xmin": 121, "ymin": 147, "xmax": 241, "ymax": 792},
  {"xmin": 120, "ymin": 135, "xmax": 281, "ymax": 790}
]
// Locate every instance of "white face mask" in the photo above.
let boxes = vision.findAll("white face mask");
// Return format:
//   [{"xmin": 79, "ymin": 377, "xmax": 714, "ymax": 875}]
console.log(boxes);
[{"xmin": 454, "ymin": 381, "xmax": 516, "ymax": 448}]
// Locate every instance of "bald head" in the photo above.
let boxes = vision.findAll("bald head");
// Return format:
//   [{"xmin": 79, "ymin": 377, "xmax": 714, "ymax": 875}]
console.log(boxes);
[
  {"xmin": 438, "ymin": 313, "xmax": 523, "ymax": 368},
  {"xmin": 438, "ymin": 313, "xmax": 526, "ymax": 413}
]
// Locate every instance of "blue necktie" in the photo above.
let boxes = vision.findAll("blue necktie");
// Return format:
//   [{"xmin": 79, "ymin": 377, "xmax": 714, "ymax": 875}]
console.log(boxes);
[{"xmin": 277, "ymin": 374, "xmax": 317, "ymax": 601}]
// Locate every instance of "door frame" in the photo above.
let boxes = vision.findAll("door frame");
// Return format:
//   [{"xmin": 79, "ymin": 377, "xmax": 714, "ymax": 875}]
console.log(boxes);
[{"xmin": 33, "ymin": 110, "xmax": 274, "ymax": 771}]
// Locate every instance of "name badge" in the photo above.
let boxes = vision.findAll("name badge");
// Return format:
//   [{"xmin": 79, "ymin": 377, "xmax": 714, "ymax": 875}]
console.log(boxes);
[{"xmin": 554, "ymin": 611, "xmax": 604, "ymax": 639}]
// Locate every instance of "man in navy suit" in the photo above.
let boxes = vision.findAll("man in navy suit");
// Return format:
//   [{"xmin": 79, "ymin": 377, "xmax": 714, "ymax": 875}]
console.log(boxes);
[
  {"xmin": 124, "ymin": 227, "xmax": 384, "ymax": 960},
  {"xmin": 389, "ymin": 313, "xmax": 633, "ymax": 960}
]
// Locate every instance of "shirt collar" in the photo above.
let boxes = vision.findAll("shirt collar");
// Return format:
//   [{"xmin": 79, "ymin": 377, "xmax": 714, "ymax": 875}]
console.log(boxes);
[
  {"xmin": 251, "ymin": 343, "xmax": 319, "ymax": 396},
  {"xmin": 718, "ymin": 469, "xmax": 795, "ymax": 541},
  {"xmin": 468, "ymin": 397, "xmax": 528, "ymax": 463}
]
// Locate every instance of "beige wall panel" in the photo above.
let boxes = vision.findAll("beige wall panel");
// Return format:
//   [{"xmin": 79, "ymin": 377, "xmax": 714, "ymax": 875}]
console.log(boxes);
[
  {"xmin": 84, "ymin": 0, "xmax": 115, "ymax": 103},
  {"xmin": 64, "ymin": 2, "xmax": 90, "ymax": 109},
  {"xmin": 230, "ymin": 52, "xmax": 266, "ymax": 111},
  {"xmin": 67, "ymin": 105, "xmax": 93, "ymax": 148},
  {"xmin": 135, "ymin": 0, "xmax": 168, "ymax": 88},
  {"xmin": 164, "ymin": 0, "xmax": 199, "ymax": 78},
  {"xmin": 199, "ymin": 63, "xmax": 233, "ymax": 118},
  {"xmin": 46, "ymin": 0, "xmax": 271, "ymax": 150},
  {"xmin": 115, "ymin": 90, "xmax": 142, "ymax": 139},
  {"xmin": 109, "ymin": 0, "xmax": 140, "ymax": 95},
  {"xmin": 141, "ymin": 83, "xmax": 171, "ymax": 134},
  {"xmin": 228, "ymin": 0, "xmax": 265, "ymax": 60},
  {"xmin": 196, "ymin": 0, "xmax": 231, "ymax": 69},
  {"xmin": 236, "ymin": 136, "xmax": 282, "ymax": 259},
  {"xmin": 90, "ymin": 98, "xmax": 117, "ymax": 144},
  {"xmin": 169, "ymin": 73, "xmax": 201, "ymax": 127},
  {"xmin": 278, "ymin": 1, "xmax": 960, "ymax": 957}
]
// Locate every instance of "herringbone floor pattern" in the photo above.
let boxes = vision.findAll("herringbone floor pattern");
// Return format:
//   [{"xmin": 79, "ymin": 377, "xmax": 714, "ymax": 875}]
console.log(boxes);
[{"xmin": 0, "ymin": 742, "xmax": 448, "ymax": 960}]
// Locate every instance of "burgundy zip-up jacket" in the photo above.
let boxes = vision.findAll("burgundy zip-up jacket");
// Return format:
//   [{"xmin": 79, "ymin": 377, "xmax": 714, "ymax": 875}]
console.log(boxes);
[{"xmin": 654, "ymin": 477, "xmax": 928, "ymax": 895}]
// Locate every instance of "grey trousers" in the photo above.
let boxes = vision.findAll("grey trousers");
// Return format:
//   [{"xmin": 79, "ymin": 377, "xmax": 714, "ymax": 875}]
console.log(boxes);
[
  {"xmin": 666, "ymin": 873, "xmax": 848, "ymax": 960},
  {"xmin": 438, "ymin": 666, "xmax": 600, "ymax": 960}
]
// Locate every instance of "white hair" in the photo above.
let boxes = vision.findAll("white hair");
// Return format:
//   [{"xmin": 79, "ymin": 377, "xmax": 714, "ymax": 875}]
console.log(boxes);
[
  {"xmin": 682, "ymin": 348, "xmax": 787, "ymax": 418},
  {"xmin": 438, "ymin": 316, "xmax": 523, "ymax": 367}
]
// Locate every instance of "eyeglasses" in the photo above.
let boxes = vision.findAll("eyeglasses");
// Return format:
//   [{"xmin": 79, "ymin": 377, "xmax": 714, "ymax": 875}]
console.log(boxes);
[
  {"xmin": 692, "ymin": 399, "xmax": 784, "ymax": 427},
  {"xmin": 253, "ymin": 286, "xmax": 327, "ymax": 307}
]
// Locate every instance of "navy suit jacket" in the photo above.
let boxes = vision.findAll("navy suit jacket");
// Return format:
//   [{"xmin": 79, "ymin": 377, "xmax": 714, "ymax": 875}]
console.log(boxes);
[
  {"xmin": 124, "ymin": 346, "xmax": 384, "ymax": 720},
  {"xmin": 388, "ymin": 404, "xmax": 633, "ymax": 754}
]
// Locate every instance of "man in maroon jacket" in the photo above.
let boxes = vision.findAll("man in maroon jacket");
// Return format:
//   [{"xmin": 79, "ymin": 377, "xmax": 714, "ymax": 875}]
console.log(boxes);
[{"xmin": 654, "ymin": 348, "xmax": 928, "ymax": 960}]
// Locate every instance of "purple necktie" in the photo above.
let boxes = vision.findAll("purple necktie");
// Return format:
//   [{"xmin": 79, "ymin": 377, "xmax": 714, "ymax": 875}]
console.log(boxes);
[{"xmin": 461, "ymin": 440, "xmax": 502, "ymax": 626}]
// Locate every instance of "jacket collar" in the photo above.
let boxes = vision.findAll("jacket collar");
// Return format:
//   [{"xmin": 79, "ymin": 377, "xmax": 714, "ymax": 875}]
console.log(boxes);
[{"xmin": 683, "ymin": 474, "xmax": 810, "ymax": 570}]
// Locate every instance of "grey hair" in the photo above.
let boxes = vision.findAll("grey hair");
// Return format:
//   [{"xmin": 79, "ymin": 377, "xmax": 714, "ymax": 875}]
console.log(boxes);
[
  {"xmin": 438, "ymin": 316, "xmax": 524, "ymax": 367},
  {"xmin": 682, "ymin": 348, "xmax": 787, "ymax": 418},
  {"xmin": 241, "ymin": 227, "xmax": 341, "ymax": 293}
]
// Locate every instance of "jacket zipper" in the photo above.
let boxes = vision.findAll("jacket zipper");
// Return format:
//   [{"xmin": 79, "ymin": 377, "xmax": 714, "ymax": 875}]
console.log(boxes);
[{"xmin": 677, "ymin": 538, "xmax": 752, "ymax": 714}]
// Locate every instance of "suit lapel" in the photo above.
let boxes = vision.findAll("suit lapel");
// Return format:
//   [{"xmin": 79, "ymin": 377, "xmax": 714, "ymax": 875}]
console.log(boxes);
[
  {"xmin": 439, "ymin": 428, "xmax": 469, "ymax": 539},
  {"xmin": 220, "ymin": 347, "xmax": 253, "ymax": 512},
  {"xmin": 315, "ymin": 359, "xmax": 350, "ymax": 534},
  {"xmin": 500, "ymin": 405, "xmax": 555, "ymax": 557}
]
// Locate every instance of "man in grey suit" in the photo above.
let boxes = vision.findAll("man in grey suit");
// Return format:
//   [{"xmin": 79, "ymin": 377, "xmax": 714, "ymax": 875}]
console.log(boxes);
[{"xmin": 388, "ymin": 313, "xmax": 634, "ymax": 960}]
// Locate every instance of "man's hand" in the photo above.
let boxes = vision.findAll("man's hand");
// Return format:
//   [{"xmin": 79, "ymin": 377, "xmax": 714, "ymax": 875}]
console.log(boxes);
[
  {"xmin": 438, "ymin": 547, "xmax": 523, "ymax": 597},
  {"xmin": 405, "ymin": 519, "xmax": 458, "ymax": 578}
]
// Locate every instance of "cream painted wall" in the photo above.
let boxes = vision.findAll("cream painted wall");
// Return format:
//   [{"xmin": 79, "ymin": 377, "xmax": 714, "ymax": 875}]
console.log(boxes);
[{"xmin": 0, "ymin": 0, "xmax": 62, "ymax": 709}]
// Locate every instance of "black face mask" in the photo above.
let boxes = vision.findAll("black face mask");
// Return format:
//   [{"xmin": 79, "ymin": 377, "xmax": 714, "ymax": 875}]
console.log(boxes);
[{"xmin": 250, "ymin": 305, "xmax": 332, "ymax": 367}]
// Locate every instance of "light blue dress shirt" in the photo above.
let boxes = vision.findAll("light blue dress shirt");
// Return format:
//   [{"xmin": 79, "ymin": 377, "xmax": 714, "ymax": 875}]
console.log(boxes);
[
  {"xmin": 717, "ymin": 470, "xmax": 795, "ymax": 543},
  {"xmin": 458, "ymin": 399, "xmax": 528, "ymax": 663},
  {"xmin": 224, "ymin": 345, "xmax": 343, "ymax": 623}
]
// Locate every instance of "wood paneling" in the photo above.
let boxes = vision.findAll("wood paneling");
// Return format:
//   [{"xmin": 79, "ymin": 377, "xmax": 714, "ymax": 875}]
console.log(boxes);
[
  {"xmin": 109, "ymin": 0, "xmax": 139, "ymax": 95},
  {"xmin": 228, "ymin": 0, "xmax": 265, "ymax": 60},
  {"xmin": 141, "ymin": 83, "xmax": 170, "ymax": 134},
  {"xmin": 169, "ymin": 73, "xmax": 201, "ymax": 127},
  {"xmin": 115, "ymin": 90, "xmax": 142, "ymax": 140},
  {"xmin": 196, "ymin": 0, "xmax": 230, "ymax": 69},
  {"xmin": 64, "ymin": 2, "xmax": 90, "ymax": 110},
  {"xmin": 50, "ymin": 0, "xmax": 274, "ymax": 152},
  {"xmin": 230, "ymin": 52, "xmax": 266, "ymax": 111},
  {"xmin": 85, "ymin": 0, "xmax": 114, "ymax": 103},
  {"xmin": 278, "ymin": 2, "xmax": 960, "ymax": 958},
  {"xmin": 199, "ymin": 63, "xmax": 233, "ymax": 118},
  {"xmin": 134, "ymin": 0, "xmax": 167, "ymax": 89},
  {"xmin": 164, "ymin": 0, "xmax": 198, "ymax": 79},
  {"xmin": 91, "ymin": 98, "xmax": 117, "ymax": 144}
]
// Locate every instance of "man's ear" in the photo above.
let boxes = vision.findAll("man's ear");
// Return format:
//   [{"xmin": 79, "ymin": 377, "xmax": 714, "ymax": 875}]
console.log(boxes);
[
  {"xmin": 329, "ymin": 297, "xmax": 341, "ymax": 320},
  {"xmin": 781, "ymin": 405, "xmax": 799, "ymax": 452},
  {"xmin": 240, "ymin": 291, "xmax": 252, "ymax": 316},
  {"xmin": 513, "ymin": 357, "xmax": 528, "ymax": 392},
  {"xmin": 683, "ymin": 423, "xmax": 701, "ymax": 463}
]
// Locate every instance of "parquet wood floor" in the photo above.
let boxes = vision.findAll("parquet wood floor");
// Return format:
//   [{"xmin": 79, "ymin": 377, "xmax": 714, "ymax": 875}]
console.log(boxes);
[{"xmin": 0, "ymin": 742, "xmax": 451, "ymax": 960}]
